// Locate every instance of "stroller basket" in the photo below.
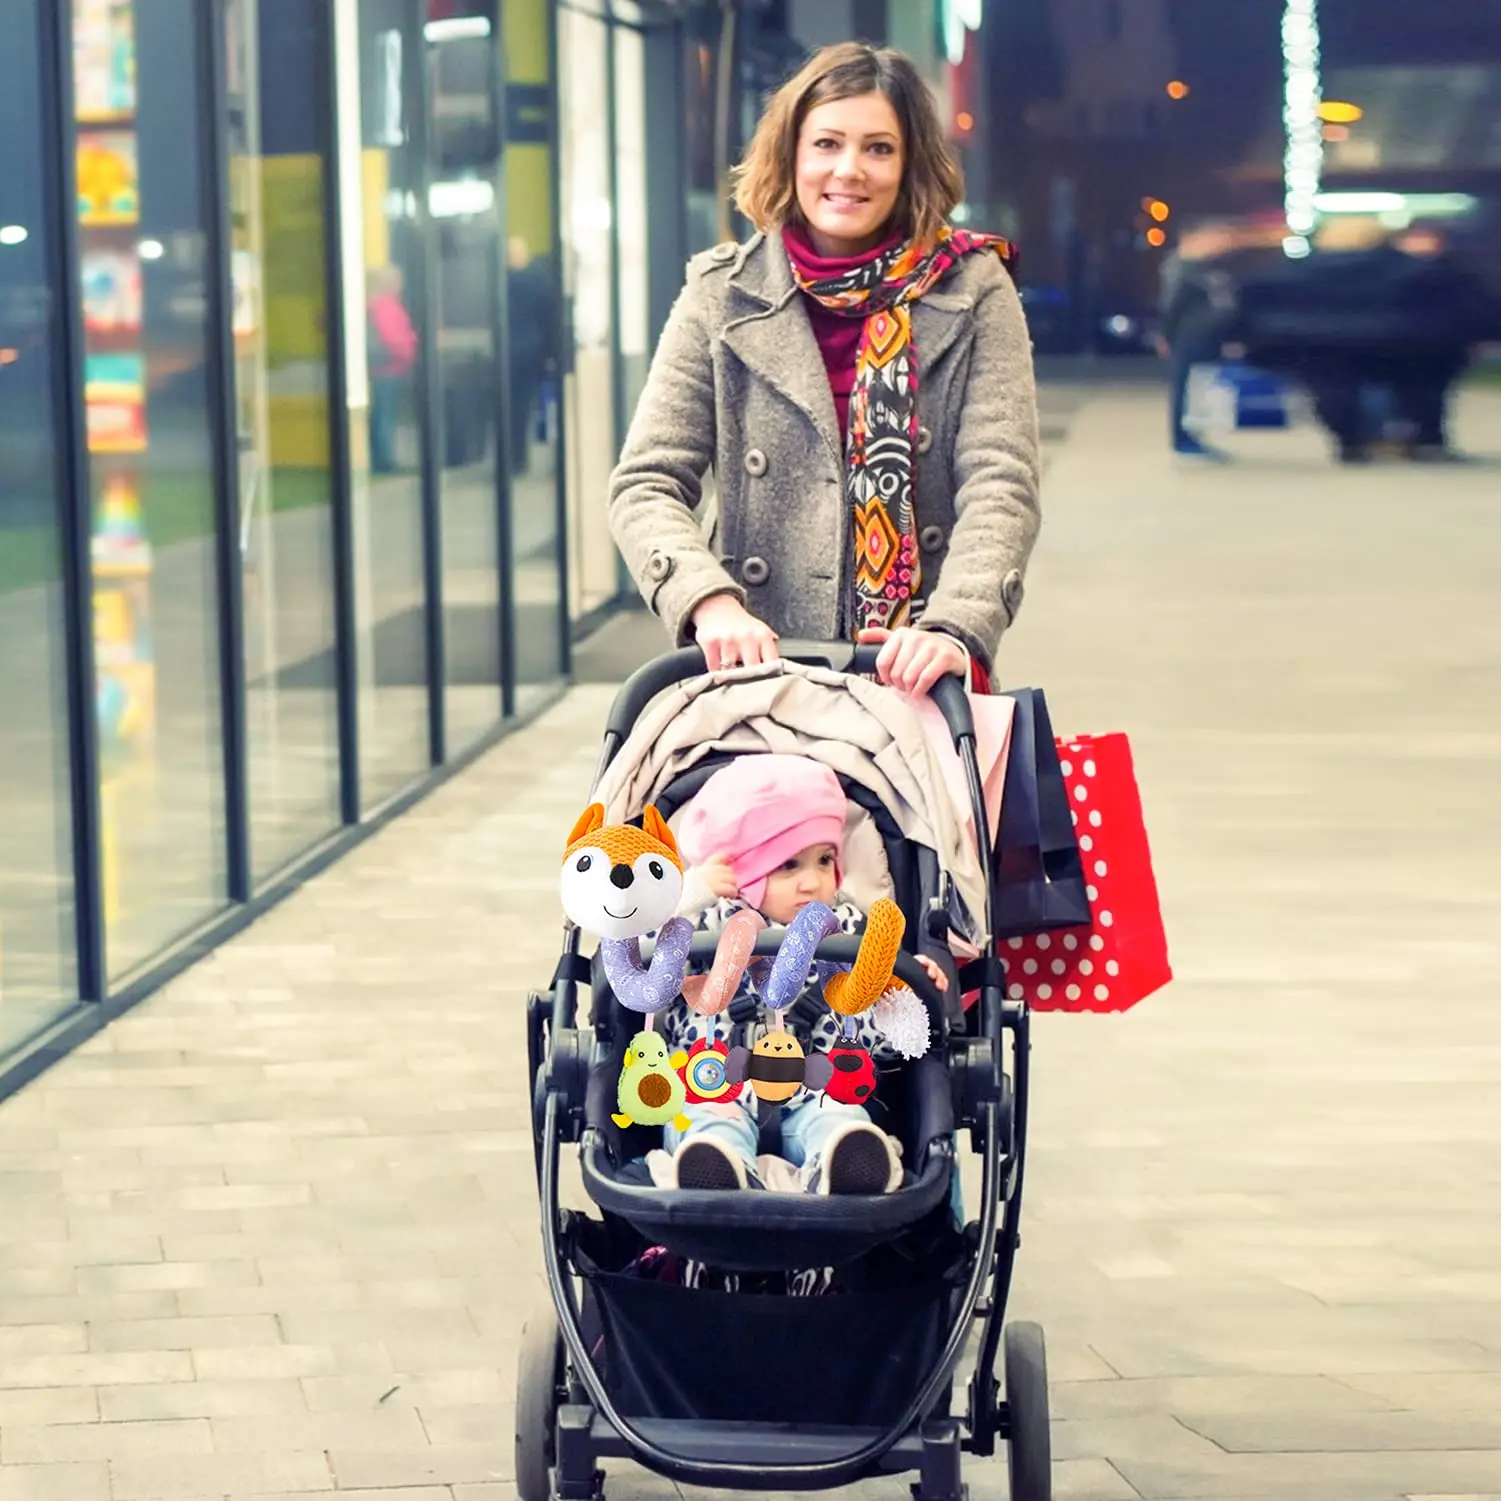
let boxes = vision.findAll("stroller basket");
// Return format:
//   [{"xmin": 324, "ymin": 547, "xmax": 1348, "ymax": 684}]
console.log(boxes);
[{"xmin": 578, "ymin": 1242, "xmax": 959, "ymax": 1427}]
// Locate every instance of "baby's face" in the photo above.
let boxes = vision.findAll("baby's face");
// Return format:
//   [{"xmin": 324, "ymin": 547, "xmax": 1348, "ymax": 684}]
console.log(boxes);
[{"xmin": 759, "ymin": 843, "xmax": 839, "ymax": 925}]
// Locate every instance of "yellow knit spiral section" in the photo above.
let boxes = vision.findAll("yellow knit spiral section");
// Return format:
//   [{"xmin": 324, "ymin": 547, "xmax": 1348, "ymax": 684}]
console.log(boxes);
[{"xmin": 823, "ymin": 898, "xmax": 905, "ymax": 1016}]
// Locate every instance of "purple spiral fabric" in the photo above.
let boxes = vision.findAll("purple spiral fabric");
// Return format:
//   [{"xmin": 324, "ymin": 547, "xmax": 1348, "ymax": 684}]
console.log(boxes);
[
  {"xmin": 758, "ymin": 902, "xmax": 842, "ymax": 1015},
  {"xmin": 602, "ymin": 916, "xmax": 694, "ymax": 1015}
]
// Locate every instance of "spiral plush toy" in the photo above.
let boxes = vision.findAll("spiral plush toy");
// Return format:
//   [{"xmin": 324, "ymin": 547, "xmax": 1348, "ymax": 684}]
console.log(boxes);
[
  {"xmin": 680, "ymin": 908, "xmax": 766, "ymax": 1017},
  {"xmin": 560, "ymin": 803, "xmax": 693, "ymax": 1021}
]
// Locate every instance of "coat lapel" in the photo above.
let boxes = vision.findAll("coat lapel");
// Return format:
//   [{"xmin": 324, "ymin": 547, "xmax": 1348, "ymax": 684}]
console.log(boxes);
[{"xmin": 722, "ymin": 237, "xmax": 844, "ymax": 468}]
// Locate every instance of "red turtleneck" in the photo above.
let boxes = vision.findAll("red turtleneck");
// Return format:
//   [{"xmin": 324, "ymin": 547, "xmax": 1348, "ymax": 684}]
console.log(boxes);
[{"xmin": 782, "ymin": 223, "xmax": 902, "ymax": 443}]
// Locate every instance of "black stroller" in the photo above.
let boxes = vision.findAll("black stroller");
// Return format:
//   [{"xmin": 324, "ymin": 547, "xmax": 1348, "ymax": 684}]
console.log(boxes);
[{"xmin": 522, "ymin": 643, "xmax": 1050, "ymax": 1501}]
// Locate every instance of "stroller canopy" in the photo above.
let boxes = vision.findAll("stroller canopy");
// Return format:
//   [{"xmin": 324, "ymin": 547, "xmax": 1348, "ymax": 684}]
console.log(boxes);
[{"xmin": 590, "ymin": 660, "xmax": 990, "ymax": 950}]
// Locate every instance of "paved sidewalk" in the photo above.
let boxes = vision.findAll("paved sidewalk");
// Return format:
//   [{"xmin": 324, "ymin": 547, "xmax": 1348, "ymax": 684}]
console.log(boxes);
[{"xmin": 1, "ymin": 381, "xmax": 1499, "ymax": 1501}]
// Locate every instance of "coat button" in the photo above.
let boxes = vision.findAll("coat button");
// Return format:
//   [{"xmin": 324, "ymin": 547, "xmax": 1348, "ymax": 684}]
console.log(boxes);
[
  {"xmin": 744, "ymin": 448, "xmax": 768, "ymax": 477},
  {"xmin": 742, "ymin": 556, "xmax": 770, "ymax": 586},
  {"xmin": 916, "ymin": 425, "xmax": 934, "ymax": 455},
  {"xmin": 919, "ymin": 525, "xmax": 946, "ymax": 554},
  {"xmin": 1002, "ymin": 568, "xmax": 1024, "ymax": 612},
  {"xmin": 646, "ymin": 551, "xmax": 672, "ymax": 583},
  {"xmin": 711, "ymin": 241, "xmax": 736, "ymax": 263}
]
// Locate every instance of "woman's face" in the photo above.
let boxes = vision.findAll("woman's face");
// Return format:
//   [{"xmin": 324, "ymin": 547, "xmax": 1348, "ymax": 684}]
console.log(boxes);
[{"xmin": 793, "ymin": 91, "xmax": 905, "ymax": 257}]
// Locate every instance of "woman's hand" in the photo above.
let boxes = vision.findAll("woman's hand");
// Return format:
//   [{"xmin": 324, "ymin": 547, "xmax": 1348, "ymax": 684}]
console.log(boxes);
[
  {"xmin": 697, "ymin": 853, "xmax": 740, "ymax": 902},
  {"xmin": 691, "ymin": 594, "xmax": 780, "ymax": 672},
  {"xmin": 856, "ymin": 626, "xmax": 967, "ymax": 697},
  {"xmin": 915, "ymin": 954, "xmax": 950, "ymax": 993}
]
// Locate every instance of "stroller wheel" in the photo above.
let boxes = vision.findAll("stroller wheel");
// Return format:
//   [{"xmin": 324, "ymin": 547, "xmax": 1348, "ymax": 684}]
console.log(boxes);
[
  {"xmin": 516, "ymin": 1299, "xmax": 565, "ymax": 1501},
  {"xmin": 1003, "ymin": 1322, "xmax": 1051, "ymax": 1501}
]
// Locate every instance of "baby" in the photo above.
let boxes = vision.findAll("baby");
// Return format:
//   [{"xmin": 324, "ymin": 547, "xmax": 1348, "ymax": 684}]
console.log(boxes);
[{"xmin": 646, "ymin": 754, "xmax": 948, "ymax": 1196}]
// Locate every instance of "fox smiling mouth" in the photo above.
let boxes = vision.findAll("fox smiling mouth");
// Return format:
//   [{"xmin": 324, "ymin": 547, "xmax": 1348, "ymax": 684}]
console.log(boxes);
[{"xmin": 603, "ymin": 903, "xmax": 638, "ymax": 921}]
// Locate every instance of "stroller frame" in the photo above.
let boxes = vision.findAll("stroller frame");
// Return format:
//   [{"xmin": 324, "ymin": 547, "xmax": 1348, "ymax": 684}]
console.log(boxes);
[{"xmin": 524, "ymin": 643, "xmax": 1046, "ymax": 1500}]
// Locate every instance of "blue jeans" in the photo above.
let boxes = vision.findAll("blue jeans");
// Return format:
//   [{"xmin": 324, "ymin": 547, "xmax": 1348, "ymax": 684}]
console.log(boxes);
[{"xmin": 665, "ymin": 1094, "xmax": 873, "ymax": 1177}]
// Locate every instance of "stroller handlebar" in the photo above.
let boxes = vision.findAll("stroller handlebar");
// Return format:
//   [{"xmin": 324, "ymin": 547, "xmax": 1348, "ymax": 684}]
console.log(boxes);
[{"xmin": 603, "ymin": 641, "xmax": 976, "ymax": 748}]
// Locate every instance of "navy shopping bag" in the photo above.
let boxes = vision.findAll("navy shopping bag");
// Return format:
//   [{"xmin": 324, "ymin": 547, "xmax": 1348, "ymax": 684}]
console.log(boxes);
[{"xmin": 992, "ymin": 688, "xmax": 1091, "ymax": 937}]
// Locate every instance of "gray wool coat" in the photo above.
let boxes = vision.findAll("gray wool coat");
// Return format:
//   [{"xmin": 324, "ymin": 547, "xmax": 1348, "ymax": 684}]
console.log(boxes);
[{"xmin": 607, "ymin": 230, "xmax": 1041, "ymax": 670}]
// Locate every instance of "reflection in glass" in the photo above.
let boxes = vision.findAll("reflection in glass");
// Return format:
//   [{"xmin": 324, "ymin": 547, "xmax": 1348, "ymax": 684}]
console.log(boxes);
[
  {"xmin": 339, "ymin": 0, "xmax": 431, "ymax": 806},
  {"xmin": 0, "ymin": 0, "xmax": 81, "ymax": 1050},
  {"xmin": 429, "ymin": 0, "xmax": 503, "ymax": 749},
  {"xmin": 226, "ymin": 0, "xmax": 342, "ymax": 881},
  {"xmin": 505, "ymin": 0, "xmax": 565, "ymax": 707},
  {"xmin": 73, "ymin": 0, "xmax": 228, "ymax": 979},
  {"xmin": 558, "ymin": 6, "xmax": 620, "ymax": 624},
  {"xmin": 614, "ymin": 23, "xmax": 649, "ymax": 424}
]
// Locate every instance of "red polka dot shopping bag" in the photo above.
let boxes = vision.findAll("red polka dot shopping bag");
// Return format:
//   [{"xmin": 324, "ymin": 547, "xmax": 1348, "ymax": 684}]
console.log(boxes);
[{"xmin": 1001, "ymin": 733, "xmax": 1172, "ymax": 1013}]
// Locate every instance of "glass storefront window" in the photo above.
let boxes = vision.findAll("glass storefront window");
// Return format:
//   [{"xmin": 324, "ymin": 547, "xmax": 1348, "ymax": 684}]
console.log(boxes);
[
  {"xmin": 505, "ymin": 0, "xmax": 565, "ymax": 707},
  {"xmin": 613, "ymin": 20, "xmax": 649, "ymax": 426},
  {"xmin": 73, "ymin": 0, "xmax": 229, "ymax": 979},
  {"xmin": 226, "ymin": 0, "xmax": 344, "ymax": 882},
  {"xmin": 335, "ymin": 0, "xmax": 433, "ymax": 807},
  {"xmin": 558, "ymin": 4, "xmax": 620, "ymax": 625},
  {"xmin": 0, "ymin": 0, "xmax": 81, "ymax": 1051},
  {"xmin": 428, "ymin": 0, "xmax": 504, "ymax": 750}
]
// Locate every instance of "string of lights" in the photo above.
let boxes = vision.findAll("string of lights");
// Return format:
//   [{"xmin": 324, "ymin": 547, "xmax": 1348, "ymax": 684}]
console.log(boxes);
[{"xmin": 1281, "ymin": 0, "xmax": 1323, "ymax": 257}]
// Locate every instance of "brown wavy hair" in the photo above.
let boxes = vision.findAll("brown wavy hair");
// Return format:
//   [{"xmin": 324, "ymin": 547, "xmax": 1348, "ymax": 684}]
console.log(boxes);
[{"xmin": 732, "ymin": 43, "xmax": 964, "ymax": 250}]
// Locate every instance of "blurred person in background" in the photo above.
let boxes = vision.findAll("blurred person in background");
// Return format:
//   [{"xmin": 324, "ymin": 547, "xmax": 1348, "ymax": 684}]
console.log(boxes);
[
  {"xmin": 1156, "ymin": 218, "xmax": 1282, "ymax": 460},
  {"xmin": 367, "ymin": 264, "xmax": 417, "ymax": 475}
]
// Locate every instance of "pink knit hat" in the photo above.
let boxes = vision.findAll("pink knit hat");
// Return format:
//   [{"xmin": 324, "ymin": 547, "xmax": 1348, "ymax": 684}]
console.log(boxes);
[{"xmin": 677, "ymin": 755, "xmax": 847, "ymax": 910}]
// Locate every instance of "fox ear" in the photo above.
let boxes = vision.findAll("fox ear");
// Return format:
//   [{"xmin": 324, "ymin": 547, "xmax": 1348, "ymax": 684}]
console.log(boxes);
[
  {"xmin": 565, "ymin": 803, "xmax": 606, "ymax": 851},
  {"xmin": 642, "ymin": 805, "xmax": 678, "ymax": 860}
]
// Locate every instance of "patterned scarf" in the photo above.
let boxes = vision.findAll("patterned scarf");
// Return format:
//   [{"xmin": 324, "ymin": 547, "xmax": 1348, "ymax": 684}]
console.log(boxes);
[{"xmin": 789, "ymin": 227, "xmax": 1017, "ymax": 632}]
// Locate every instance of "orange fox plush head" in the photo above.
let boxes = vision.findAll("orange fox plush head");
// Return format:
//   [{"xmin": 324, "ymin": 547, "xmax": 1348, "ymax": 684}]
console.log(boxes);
[{"xmin": 561, "ymin": 803, "xmax": 685, "ymax": 941}]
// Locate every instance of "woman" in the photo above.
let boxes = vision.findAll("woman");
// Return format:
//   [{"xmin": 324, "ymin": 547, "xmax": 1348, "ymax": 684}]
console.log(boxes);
[{"xmin": 608, "ymin": 42, "xmax": 1040, "ymax": 696}]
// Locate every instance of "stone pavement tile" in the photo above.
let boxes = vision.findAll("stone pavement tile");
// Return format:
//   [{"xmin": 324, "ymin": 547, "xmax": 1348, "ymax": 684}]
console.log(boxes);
[
  {"xmin": 1184, "ymin": 1409, "xmax": 1501, "ymax": 1453},
  {"xmin": 966, "ymin": 1456, "xmax": 1141, "ymax": 1501},
  {"xmin": 107, "ymin": 1450, "xmax": 334, "ymax": 1500},
  {"xmin": 301, "ymin": 1370, "xmax": 508, "ymax": 1413},
  {"xmin": 228, "ymin": 1492, "xmax": 453, "ymax": 1501},
  {"xmin": 1051, "ymin": 1414, "xmax": 1236, "ymax": 1465},
  {"xmin": 0, "ymin": 1386, "xmax": 99, "ymax": 1424},
  {"xmin": 0, "ymin": 1266, "xmax": 76, "ymax": 1297},
  {"xmin": 0, "ymin": 1322, "xmax": 85, "ymax": 1356},
  {"xmin": 276, "ymin": 1308, "xmax": 479, "ymax": 1348},
  {"xmin": 87, "ymin": 1314, "xmax": 281, "ymax": 1352},
  {"xmin": 0, "ymin": 1416, "xmax": 212, "ymax": 1464},
  {"xmin": 0, "ymin": 1462, "xmax": 112, "ymax": 1501},
  {"xmin": 99, "ymin": 1379, "xmax": 309, "ymax": 1420},
  {"xmin": 329, "ymin": 1444, "xmax": 510, "ymax": 1489},
  {"xmin": 1052, "ymin": 1374, "xmax": 1400, "ymax": 1421},
  {"xmin": 76, "ymin": 1259, "xmax": 260, "ymax": 1293},
  {"xmin": 0, "ymin": 1291, "xmax": 179, "ymax": 1326},
  {"xmin": 174, "ymin": 1282, "xmax": 368, "ymax": 1318},
  {"xmin": 209, "ymin": 1406, "xmax": 429, "ymax": 1452},
  {"xmin": 418, "ymin": 1405, "xmax": 507, "ymax": 1446},
  {"xmin": 451, "ymin": 1488, "xmax": 518, "ymax": 1501},
  {"xmin": 192, "ymin": 1342, "xmax": 393, "ymax": 1381},
  {"xmin": 1084, "ymin": 1333, "xmax": 1501, "ymax": 1380},
  {"xmin": 0, "ymin": 1351, "xmax": 192, "ymax": 1388},
  {"xmin": 1339, "ymin": 1374, "xmax": 1501, "ymax": 1410},
  {"xmin": 1113, "ymin": 1451, "xmax": 1501, "ymax": 1500}
]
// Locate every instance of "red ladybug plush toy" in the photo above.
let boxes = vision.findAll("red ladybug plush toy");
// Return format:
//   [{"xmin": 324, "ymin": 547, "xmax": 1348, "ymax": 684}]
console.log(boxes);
[{"xmin": 821, "ymin": 1044, "xmax": 877, "ymax": 1106}]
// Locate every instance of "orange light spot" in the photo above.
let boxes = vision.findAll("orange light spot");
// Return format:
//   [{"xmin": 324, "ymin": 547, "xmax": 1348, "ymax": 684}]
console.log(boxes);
[
  {"xmin": 1166, "ymin": 80, "xmax": 1190, "ymax": 100},
  {"xmin": 1146, "ymin": 227, "xmax": 1167, "ymax": 247},
  {"xmin": 956, "ymin": 111, "xmax": 974, "ymax": 131}
]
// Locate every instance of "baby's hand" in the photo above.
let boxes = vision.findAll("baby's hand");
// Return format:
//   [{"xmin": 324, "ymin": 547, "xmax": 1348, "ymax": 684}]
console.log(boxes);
[
  {"xmin": 915, "ymin": 955, "xmax": 950, "ymax": 993},
  {"xmin": 699, "ymin": 853, "xmax": 740, "ymax": 901}
]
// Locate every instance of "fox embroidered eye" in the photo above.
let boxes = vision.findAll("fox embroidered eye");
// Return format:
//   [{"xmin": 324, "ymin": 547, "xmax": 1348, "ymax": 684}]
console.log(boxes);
[
  {"xmin": 648, "ymin": 859, "xmax": 664, "ymax": 880},
  {"xmin": 575, "ymin": 854, "xmax": 592, "ymax": 872}
]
